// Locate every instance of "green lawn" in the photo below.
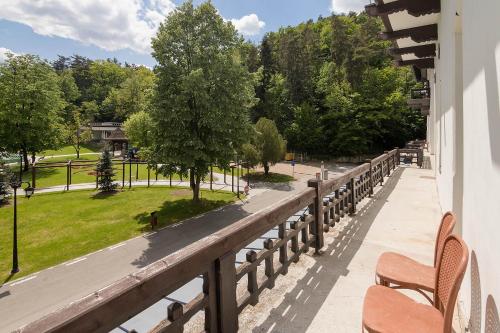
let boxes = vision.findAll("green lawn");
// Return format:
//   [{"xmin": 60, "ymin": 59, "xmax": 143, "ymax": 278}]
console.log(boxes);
[
  {"xmin": 42, "ymin": 144, "xmax": 102, "ymax": 156},
  {"xmin": 244, "ymin": 171, "xmax": 295, "ymax": 183},
  {"xmin": 0, "ymin": 187, "xmax": 236, "ymax": 282}
]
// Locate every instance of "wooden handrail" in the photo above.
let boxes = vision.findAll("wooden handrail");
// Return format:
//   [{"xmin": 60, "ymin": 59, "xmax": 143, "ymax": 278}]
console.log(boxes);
[{"xmin": 17, "ymin": 149, "xmax": 412, "ymax": 333}]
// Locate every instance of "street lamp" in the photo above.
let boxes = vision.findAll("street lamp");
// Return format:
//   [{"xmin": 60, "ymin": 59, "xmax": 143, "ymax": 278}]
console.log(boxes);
[{"xmin": 1, "ymin": 180, "xmax": 34, "ymax": 274}]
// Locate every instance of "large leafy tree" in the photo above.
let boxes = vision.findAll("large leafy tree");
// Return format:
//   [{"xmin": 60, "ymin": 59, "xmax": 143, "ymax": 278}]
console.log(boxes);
[
  {"xmin": 151, "ymin": 1, "xmax": 256, "ymax": 201},
  {"xmin": 0, "ymin": 54, "xmax": 65, "ymax": 169}
]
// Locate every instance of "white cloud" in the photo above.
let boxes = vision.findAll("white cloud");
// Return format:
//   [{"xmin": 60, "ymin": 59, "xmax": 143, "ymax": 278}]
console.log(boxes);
[
  {"xmin": 0, "ymin": 1, "xmax": 265, "ymax": 53},
  {"xmin": 0, "ymin": 47, "xmax": 18, "ymax": 62},
  {"xmin": 0, "ymin": 0, "xmax": 176, "ymax": 54},
  {"xmin": 231, "ymin": 14, "xmax": 265, "ymax": 37},
  {"xmin": 330, "ymin": 0, "xmax": 367, "ymax": 14}
]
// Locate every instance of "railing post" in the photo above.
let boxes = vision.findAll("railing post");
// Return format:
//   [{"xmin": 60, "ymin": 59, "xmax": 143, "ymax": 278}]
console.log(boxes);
[
  {"xmin": 349, "ymin": 177, "xmax": 356, "ymax": 215},
  {"xmin": 278, "ymin": 222, "xmax": 288, "ymax": 274},
  {"xmin": 384, "ymin": 151, "xmax": 390, "ymax": 176},
  {"xmin": 290, "ymin": 221, "xmax": 300, "ymax": 262},
  {"xmin": 307, "ymin": 179, "xmax": 324, "ymax": 254},
  {"xmin": 246, "ymin": 250, "xmax": 258, "ymax": 306},
  {"xmin": 167, "ymin": 302, "xmax": 184, "ymax": 333},
  {"xmin": 204, "ymin": 264, "xmax": 218, "ymax": 333},
  {"xmin": 215, "ymin": 252, "xmax": 238, "ymax": 333},
  {"xmin": 263, "ymin": 239, "xmax": 275, "ymax": 288}
]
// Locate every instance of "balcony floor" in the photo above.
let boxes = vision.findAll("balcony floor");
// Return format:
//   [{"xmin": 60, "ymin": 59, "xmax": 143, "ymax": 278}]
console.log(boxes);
[{"xmin": 238, "ymin": 165, "xmax": 443, "ymax": 332}]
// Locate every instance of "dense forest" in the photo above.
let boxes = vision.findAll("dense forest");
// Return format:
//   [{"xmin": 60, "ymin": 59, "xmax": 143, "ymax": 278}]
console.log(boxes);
[
  {"xmin": 0, "ymin": 5, "xmax": 425, "ymax": 171},
  {"xmin": 246, "ymin": 13, "xmax": 425, "ymax": 157}
]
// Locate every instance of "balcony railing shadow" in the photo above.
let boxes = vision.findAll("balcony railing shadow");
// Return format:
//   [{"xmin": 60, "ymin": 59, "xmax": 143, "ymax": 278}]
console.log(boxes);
[{"xmin": 249, "ymin": 167, "xmax": 403, "ymax": 333}]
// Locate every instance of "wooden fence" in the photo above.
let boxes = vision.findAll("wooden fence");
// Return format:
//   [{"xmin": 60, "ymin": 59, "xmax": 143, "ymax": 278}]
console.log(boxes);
[
  {"xmin": 30, "ymin": 159, "xmax": 244, "ymax": 193},
  {"xmin": 17, "ymin": 147, "xmax": 430, "ymax": 333}
]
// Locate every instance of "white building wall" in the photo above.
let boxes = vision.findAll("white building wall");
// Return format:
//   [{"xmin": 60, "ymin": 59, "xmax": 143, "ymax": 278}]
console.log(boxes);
[
  {"xmin": 459, "ymin": 0, "xmax": 500, "ymax": 330},
  {"xmin": 434, "ymin": 0, "xmax": 459, "ymax": 213}
]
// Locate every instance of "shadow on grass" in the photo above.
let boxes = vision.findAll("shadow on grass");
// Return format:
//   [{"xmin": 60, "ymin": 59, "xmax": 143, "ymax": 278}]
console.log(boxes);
[
  {"xmin": 3, "ymin": 273, "xmax": 15, "ymax": 285},
  {"xmin": 134, "ymin": 198, "xmax": 232, "ymax": 233},
  {"xmin": 91, "ymin": 190, "xmax": 119, "ymax": 199},
  {"xmin": 244, "ymin": 172, "xmax": 294, "ymax": 184}
]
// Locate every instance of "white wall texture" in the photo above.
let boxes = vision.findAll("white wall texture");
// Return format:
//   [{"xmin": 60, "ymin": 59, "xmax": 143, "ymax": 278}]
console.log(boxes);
[
  {"xmin": 460, "ymin": 0, "xmax": 500, "ymax": 331},
  {"xmin": 431, "ymin": 0, "xmax": 500, "ymax": 330}
]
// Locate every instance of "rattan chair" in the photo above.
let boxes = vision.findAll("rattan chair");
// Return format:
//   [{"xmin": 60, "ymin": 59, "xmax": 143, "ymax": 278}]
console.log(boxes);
[
  {"xmin": 362, "ymin": 234, "xmax": 469, "ymax": 333},
  {"xmin": 375, "ymin": 212, "xmax": 456, "ymax": 303}
]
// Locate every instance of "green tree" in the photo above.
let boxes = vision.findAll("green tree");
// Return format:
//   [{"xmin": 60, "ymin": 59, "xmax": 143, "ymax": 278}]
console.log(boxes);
[
  {"xmin": 64, "ymin": 109, "xmax": 92, "ymax": 158},
  {"xmin": 151, "ymin": 1, "xmax": 256, "ymax": 201},
  {"xmin": 241, "ymin": 143, "xmax": 260, "ymax": 168},
  {"xmin": 255, "ymin": 118, "xmax": 286, "ymax": 175},
  {"xmin": 0, "ymin": 54, "xmax": 65, "ymax": 170},
  {"xmin": 96, "ymin": 149, "xmax": 116, "ymax": 192},
  {"xmin": 123, "ymin": 111, "xmax": 154, "ymax": 149},
  {"xmin": 103, "ymin": 66, "xmax": 155, "ymax": 120},
  {"xmin": 88, "ymin": 60, "xmax": 127, "ymax": 121}
]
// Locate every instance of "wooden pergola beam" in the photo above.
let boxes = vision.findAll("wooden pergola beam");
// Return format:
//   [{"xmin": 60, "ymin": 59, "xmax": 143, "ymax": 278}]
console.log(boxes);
[
  {"xmin": 394, "ymin": 58, "xmax": 435, "ymax": 69},
  {"xmin": 365, "ymin": 0, "xmax": 440, "ymax": 17},
  {"xmin": 381, "ymin": 24, "xmax": 438, "ymax": 43},
  {"xmin": 389, "ymin": 44, "xmax": 436, "ymax": 58}
]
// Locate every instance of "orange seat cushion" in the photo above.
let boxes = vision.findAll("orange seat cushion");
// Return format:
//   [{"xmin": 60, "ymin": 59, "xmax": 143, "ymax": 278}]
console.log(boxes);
[
  {"xmin": 376, "ymin": 252, "xmax": 435, "ymax": 292},
  {"xmin": 363, "ymin": 285, "xmax": 444, "ymax": 333}
]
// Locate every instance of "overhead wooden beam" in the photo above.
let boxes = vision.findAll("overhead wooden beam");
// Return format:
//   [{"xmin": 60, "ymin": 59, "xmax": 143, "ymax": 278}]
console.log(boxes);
[
  {"xmin": 381, "ymin": 24, "xmax": 438, "ymax": 43},
  {"xmin": 365, "ymin": 0, "xmax": 440, "ymax": 17},
  {"xmin": 389, "ymin": 44, "xmax": 436, "ymax": 58},
  {"xmin": 395, "ymin": 58, "xmax": 435, "ymax": 69}
]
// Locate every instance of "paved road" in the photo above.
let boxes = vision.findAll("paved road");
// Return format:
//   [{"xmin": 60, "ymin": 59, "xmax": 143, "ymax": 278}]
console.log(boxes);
[{"xmin": 0, "ymin": 180, "xmax": 308, "ymax": 332}]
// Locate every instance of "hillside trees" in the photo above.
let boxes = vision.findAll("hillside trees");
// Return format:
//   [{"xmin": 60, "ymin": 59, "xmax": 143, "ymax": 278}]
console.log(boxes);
[{"xmin": 253, "ymin": 13, "xmax": 425, "ymax": 157}]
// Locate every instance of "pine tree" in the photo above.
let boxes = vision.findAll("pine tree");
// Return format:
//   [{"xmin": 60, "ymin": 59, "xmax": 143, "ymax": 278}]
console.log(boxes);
[
  {"xmin": 96, "ymin": 150, "xmax": 116, "ymax": 192},
  {"xmin": 0, "ymin": 162, "xmax": 12, "ymax": 204}
]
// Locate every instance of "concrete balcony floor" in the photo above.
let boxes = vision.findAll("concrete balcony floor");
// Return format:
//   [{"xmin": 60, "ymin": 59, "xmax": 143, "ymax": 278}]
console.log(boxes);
[{"xmin": 238, "ymin": 164, "xmax": 448, "ymax": 332}]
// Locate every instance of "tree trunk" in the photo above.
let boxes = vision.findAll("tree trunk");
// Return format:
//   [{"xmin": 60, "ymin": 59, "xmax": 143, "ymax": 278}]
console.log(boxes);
[
  {"xmin": 263, "ymin": 162, "xmax": 270, "ymax": 176},
  {"xmin": 31, "ymin": 152, "xmax": 36, "ymax": 164},
  {"xmin": 192, "ymin": 175, "xmax": 201, "ymax": 202},
  {"xmin": 22, "ymin": 150, "xmax": 29, "ymax": 172}
]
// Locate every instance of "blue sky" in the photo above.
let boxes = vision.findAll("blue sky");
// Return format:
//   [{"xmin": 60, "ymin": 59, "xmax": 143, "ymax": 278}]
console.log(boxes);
[{"xmin": 0, "ymin": 0, "xmax": 366, "ymax": 67}]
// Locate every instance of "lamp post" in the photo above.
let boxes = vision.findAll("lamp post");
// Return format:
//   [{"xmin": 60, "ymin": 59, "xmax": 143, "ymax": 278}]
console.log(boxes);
[{"xmin": 1, "ymin": 180, "xmax": 34, "ymax": 274}]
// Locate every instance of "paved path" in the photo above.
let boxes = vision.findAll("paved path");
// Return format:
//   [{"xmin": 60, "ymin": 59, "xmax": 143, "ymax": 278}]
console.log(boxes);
[{"xmin": 0, "ymin": 178, "xmax": 309, "ymax": 332}]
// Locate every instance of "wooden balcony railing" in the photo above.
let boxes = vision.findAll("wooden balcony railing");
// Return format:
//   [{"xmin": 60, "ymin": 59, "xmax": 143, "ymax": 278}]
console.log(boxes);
[{"xmin": 17, "ymin": 148, "xmax": 420, "ymax": 333}]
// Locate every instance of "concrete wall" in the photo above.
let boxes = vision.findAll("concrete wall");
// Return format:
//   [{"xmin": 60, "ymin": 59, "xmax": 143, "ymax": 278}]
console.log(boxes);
[
  {"xmin": 431, "ymin": 0, "xmax": 500, "ymax": 330},
  {"xmin": 434, "ymin": 0, "xmax": 460, "ymax": 214},
  {"xmin": 460, "ymin": 0, "xmax": 500, "ymax": 330}
]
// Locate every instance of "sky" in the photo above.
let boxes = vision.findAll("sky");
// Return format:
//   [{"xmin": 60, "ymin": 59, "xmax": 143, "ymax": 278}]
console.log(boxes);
[{"xmin": 0, "ymin": 0, "xmax": 367, "ymax": 67}]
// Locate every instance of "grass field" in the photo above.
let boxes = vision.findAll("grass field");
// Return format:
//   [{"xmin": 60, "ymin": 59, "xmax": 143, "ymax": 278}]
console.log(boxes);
[
  {"xmin": 41, "ymin": 144, "xmax": 102, "ymax": 156},
  {"xmin": 0, "ymin": 187, "xmax": 236, "ymax": 282}
]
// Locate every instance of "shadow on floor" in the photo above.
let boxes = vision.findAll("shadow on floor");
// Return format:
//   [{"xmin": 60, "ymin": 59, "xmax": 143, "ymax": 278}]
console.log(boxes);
[{"xmin": 251, "ymin": 167, "xmax": 404, "ymax": 333}]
